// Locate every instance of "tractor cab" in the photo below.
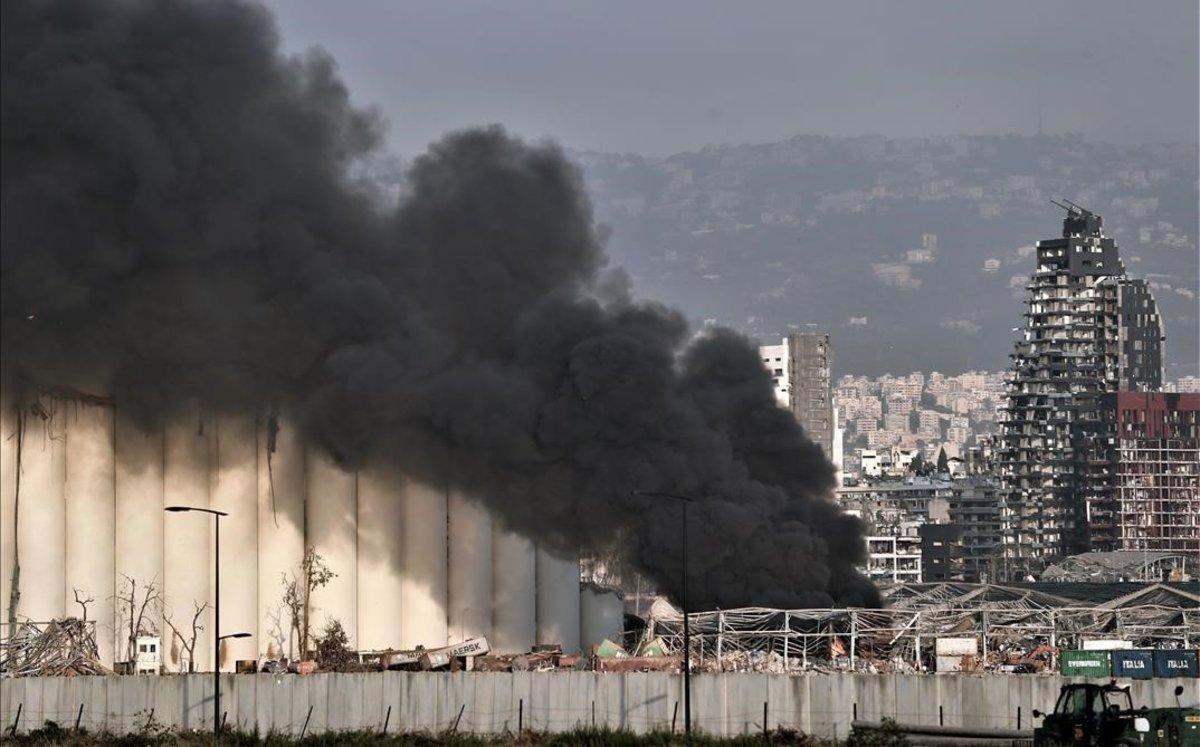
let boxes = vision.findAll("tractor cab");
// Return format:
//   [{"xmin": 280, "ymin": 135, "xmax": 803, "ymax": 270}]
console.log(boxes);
[
  {"xmin": 1034, "ymin": 682, "xmax": 1147, "ymax": 746},
  {"xmin": 1052, "ymin": 682, "xmax": 1134, "ymax": 719}
]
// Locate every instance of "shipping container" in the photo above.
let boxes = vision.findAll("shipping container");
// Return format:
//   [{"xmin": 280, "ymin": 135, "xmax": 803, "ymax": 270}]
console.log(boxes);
[
  {"xmin": 1111, "ymin": 649, "xmax": 1154, "ymax": 679},
  {"xmin": 1153, "ymin": 649, "xmax": 1199, "ymax": 678},
  {"xmin": 1061, "ymin": 650, "xmax": 1111, "ymax": 678}
]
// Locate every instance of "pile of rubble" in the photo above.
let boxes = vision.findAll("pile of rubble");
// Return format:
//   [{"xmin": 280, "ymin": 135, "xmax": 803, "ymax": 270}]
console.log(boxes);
[
  {"xmin": 256, "ymin": 636, "xmax": 681, "ymax": 676},
  {"xmin": 587, "ymin": 636, "xmax": 680, "ymax": 673},
  {"xmin": 358, "ymin": 635, "xmax": 679, "ymax": 674},
  {"xmin": 0, "ymin": 618, "xmax": 110, "ymax": 677},
  {"xmin": 474, "ymin": 645, "xmax": 585, "ymax": 672}
]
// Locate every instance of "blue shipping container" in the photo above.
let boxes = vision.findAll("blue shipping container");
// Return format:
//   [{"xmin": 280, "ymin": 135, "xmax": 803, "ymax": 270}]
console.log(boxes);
[
  {"xmin": 1153, "ymin": 649, "xmax": 1199, "ymax": 678},
  {"xmin": 1111, "ymin": 650, "xmax": 1154, "ymax": 679}
]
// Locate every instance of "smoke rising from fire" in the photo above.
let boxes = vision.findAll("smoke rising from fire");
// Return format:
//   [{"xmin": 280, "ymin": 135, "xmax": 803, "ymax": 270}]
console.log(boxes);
[{"xmin": 1, "ymin": 0, "xmax": 878, "ymax": 608}]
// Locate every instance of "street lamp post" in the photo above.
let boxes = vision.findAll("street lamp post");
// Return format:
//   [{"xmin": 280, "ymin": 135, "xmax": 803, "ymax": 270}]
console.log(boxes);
[
  {"xmin": 164, "ymin": 506, "xmax": 249, "ymax": 738},
  {"xmin": 631, "ymin": 490, "xmax": 695, "ymax": 743}
]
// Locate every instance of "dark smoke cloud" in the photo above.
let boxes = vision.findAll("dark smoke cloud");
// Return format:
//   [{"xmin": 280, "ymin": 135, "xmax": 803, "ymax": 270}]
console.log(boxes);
[{"xmin": 1, "ymin": 0, "xmax": 878, "ymax": 609}]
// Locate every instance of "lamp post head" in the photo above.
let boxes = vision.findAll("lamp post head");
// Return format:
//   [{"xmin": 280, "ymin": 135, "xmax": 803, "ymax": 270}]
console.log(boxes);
[
  {"xmin": 219, "ymin": 632, "xmax": 252, "ymax": 640},
  {"xmin": 164, "ymin": 505, "xmax": 229, "ymax": 517}
]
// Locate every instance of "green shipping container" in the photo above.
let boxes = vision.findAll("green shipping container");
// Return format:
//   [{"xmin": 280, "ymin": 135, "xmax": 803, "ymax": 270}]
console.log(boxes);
[{"xmin": 1061, "ymin": 650, "xmax": 1112, "ymax": 678}]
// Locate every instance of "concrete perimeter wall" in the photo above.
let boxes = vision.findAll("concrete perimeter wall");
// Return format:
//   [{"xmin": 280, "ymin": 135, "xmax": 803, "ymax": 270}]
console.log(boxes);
[{"xmin": 1, "ymin": 673, "xmax": 1195, "ymax": 738}]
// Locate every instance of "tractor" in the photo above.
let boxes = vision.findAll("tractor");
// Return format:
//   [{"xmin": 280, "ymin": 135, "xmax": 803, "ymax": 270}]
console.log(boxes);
[{"xmin": 1033, "ymin": 682, "xmax": 1199, "ymax": 746}]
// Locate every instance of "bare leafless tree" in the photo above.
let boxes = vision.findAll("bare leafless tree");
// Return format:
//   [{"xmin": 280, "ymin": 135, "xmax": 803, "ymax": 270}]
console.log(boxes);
[
  {"xmin": 114, "ymin": 575, "xmax": 161, "ymax": 663},
  {"xmin": 164, "ymin": 601, "xmax": 208, "ymax": 673},
  {"xmin": 265, "ymin": 603, "xmax": 286, "ymax": 660},
  {"xmin": 72, "ymin": 588, "xmax": 95, "ymax": 622}
]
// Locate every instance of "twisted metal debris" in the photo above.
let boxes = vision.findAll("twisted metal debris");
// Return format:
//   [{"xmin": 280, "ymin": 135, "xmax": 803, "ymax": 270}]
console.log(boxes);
[
  {"xmin": 0, "ymin": 619, "xmax": 108, "ymax": 677},
  {"xmin": 645, "ymin": 582, "xmax": 1200, "ymax": 674}
]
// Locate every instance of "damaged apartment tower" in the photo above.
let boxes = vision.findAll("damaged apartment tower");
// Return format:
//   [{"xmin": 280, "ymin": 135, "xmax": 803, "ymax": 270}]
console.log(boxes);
[
  {"xmin": 998, "ymin": 202, "xmax": 1164, "ymax": 577},
  {"xmin": 1086, "ymin": 392, "xmax": 1200, "ymax": 554}
]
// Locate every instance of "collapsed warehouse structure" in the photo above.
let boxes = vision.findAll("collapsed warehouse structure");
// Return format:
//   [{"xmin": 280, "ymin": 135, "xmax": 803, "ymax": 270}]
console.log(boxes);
[
  {"xmin": 0, "ymin": 393, "xmax": 625, "ymax": 673},
  {"xmin": 643, "ymin": 582, "xmax": 1200, "ymax": 673},
  {"xmin": 1042, "ymin": 550, "xmax": 1197, "ymax": 583}
]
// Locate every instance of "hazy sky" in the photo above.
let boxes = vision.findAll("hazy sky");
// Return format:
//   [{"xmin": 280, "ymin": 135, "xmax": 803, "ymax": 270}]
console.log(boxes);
[{"xmin": 266, "ymin": 0, "xmax": 1198, "ymax": 157}]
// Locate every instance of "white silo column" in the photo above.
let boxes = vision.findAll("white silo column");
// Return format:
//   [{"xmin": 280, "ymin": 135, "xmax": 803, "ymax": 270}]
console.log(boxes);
[
  {"xmin": 447, "ymin": 489, "xmax": 491, "ymax": 643},
  {"xmin": 491, "ymin": 527, "xmax": 535, "ymax": 653},
  {"xmin": 0, "ymin": 393, "xmax": 18, "ymax": 627},
  {"xmin": 305, "ymin": 449, "xmax": 357, "ymax": 650},
  {"xmin": 64, "ymin": 401, "xmax": 116, "ymax": 666},
  {"xmin": 16, "ymin": 399, "xmax": 67, "ymax": 622},
  {"xmin": 400, "ymin": 478, "xmax": 448, "ymax": 649},
  {"xmin": 163, "ymin": 409, "xmax": 211, "ymax": 672},
  {"xmin": 536, "ymin": 545, "xmax": 581, "ymax": 653},
  {"xmin": 114, "ymin": 410, "xmax": 164, "ymax": 664},
  {"xmin": 210, "ymin": 414, "xmax": 257, "ymax": 670},
  {"xmin": 256, "ymin": 415, "xmax": 304, "ymax": 660},
  {"xmin": 355, "ymin": 468, "xmax": 405, "ymax": 651},
  {"xmin": 580, "ymin": 585, "xmax": 625, "ymax": 651}
]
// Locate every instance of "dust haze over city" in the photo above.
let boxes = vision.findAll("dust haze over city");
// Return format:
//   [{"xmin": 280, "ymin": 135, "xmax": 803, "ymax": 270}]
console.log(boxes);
[{"xmin": 1, "ymin": 0, "xmax": 1198, "ymax": 741}]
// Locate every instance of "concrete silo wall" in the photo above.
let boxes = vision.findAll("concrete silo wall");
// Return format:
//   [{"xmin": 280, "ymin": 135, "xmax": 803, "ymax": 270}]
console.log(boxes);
[
  {"xmin": 305, "ymin": 450, "xmax": 358, "ymax": 649},
  {"xmin": 113, "ymin": 410, "xmax": 164, "ymax": 663},
  {"xmin": 356, "ymin": 468, "xmax": 405, "ymax": 651},
  {"xmin": 1, "ymin": 393, "xmax": 19, "ymax": 627},
  {"xmin": 18, "ymin": 401, "xmax": 68, "ymax": 623},
  {"xmin": 448, "ymin": 489, "xmax": 492, "ymax": 643},
  {"xmin": 491, "ymin": 528, "xmax": 536, "ymax": 653},
  {"xmin": 0, "ymin": 396, "xmax": 582, "ymax": 671},
  {"xmin": 63, "ymin": 402, "xmax": 116, "ymax": 666},
  {"xmin": 536, "ymin": 547, "xmax": 581, "ymax": 653},
  {"xmin": 400, "ymin": 479, "xmax": 448, "ymax": 650},
  {"xmin": 255, "ymin": 415, "xmax": 305, "ymax": 660},
  {"xmin": 211, "ymin": 414, "xmax": 258, "ymax": 667},
  {"xmin": 162, "ymin": 410, "xmax": 211, "ymax": 672}
]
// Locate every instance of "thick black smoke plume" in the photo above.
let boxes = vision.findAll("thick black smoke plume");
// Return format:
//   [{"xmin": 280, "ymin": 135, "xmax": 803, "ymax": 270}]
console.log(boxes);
[{"xmin": 1, "ymin": 0, "xmax": 878, "ymax": 609}]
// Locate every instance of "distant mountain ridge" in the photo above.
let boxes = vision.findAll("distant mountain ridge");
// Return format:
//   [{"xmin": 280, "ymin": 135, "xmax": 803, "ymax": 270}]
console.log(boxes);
[{"xmin": 569, "ymin": 134, "xmax": 1198, "ymax": 378}]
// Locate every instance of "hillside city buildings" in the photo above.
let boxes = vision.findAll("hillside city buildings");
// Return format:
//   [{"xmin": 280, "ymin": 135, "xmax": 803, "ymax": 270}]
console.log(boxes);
[
  {"xmin": 581, "ymin": 136, "xmax": 1199, "ymax": 384},
  {"xmin": 836, "ymin": 370, "xmax": 1006, "ymax": 468}
]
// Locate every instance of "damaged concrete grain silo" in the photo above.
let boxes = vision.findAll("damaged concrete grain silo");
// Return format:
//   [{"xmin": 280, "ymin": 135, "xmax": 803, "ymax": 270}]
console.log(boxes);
[{"xmin": 1, "ymin": 398, "xmax": 595, "ymax": 670}]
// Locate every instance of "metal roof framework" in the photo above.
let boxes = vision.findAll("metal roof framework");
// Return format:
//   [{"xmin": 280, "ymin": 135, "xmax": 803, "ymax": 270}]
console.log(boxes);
[
  {"xmin": 1042, "ymin": 551, "xmax": 1197, "ymax": 583},
  {"xmin": 644, "ymin": 583, "xmax": 1199, "ymax": 673}
]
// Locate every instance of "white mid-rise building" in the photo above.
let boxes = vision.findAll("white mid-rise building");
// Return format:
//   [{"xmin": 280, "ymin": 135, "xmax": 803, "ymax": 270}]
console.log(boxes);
[
  {"xmin": 859, "ymin": 449, "xmax": 881, "ymax": 478},
  {"xmin": 758, "ymin": 333, "xmax": 835, "ymax": 460}
]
